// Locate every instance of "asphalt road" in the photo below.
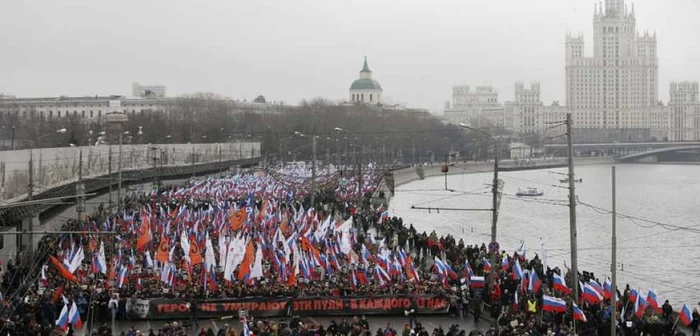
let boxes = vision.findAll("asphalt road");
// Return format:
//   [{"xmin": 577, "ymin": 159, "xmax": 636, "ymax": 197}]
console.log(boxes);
[
  {"xmin": 103, "ymin": 314, "xmax": 693, "ymax": 336},
  {"xmin": 104, "ymin": 314, "xmax": 487, "ymax": 336}
]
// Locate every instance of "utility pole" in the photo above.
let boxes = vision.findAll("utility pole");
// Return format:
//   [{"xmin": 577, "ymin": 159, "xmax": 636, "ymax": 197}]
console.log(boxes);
[
  {"xmin": 412, "ymin": 143, "xmax": 416, "ymax": 165},
  {"xmin": 159, "ymin": 149, "xmax": 164, "ymax": 190},
  {"xmin": 491, "ymin": 140, "xmax": 499, "ymax": 243},
  {"xmin": 76, "ymin": 149, "xmax": 85, "ymax": 221},
  {"xmin": 611, "ymin": 166, "xmax": 617, "ymax": 336},
  {"xmin": 28, "ymin": 152, "xmax": 34, "ymax": 202},
  {"xmin": 566, "ymin": 112, "xmax": 580, "ymax": 331},
  {"xmin": 117, "ymin": 132, "xmax": 122, "ymax": 213},
  {"xmin": 108, "ymin": 146, "xmax": 113, "ymax": 214},
  {"xmin": 358, "ymin": 146, "xmax": 363, "ymax": 200},
  {"xmin": 443, "ymin": 154, "xmax": 448, "ymax": 191},
  {"xmin": 218, "ymin": 146, "xmax": 223, "ymax": 176},
  {"xmin": 152, "ymin": 147, "xmax": 158, "ymax": 190},
  {"xmin": 10, "ymin": 125, "xmax": 15, "ymax": 150},
  {"xmin": 311, "ymin": 136, "xmax": 317, "ymax": 208},
  {"xmin": 191, "ymin": 144, "xmax": 196, "ymax": 178},
  {"xmin": 0, "ymin": 162, "xmax": 5, "ymax": 200}
]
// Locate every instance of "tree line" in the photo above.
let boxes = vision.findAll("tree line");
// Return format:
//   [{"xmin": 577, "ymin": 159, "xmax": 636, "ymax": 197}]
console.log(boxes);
[{"xmin": 1, "ymin": 96, "xmax": 504, "ymax": 164}]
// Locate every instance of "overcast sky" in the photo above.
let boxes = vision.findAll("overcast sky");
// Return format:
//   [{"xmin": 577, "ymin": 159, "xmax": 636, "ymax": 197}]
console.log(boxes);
[{"xmin": 1, "ymin": 0, "xmax": 699, "ymax": 112}]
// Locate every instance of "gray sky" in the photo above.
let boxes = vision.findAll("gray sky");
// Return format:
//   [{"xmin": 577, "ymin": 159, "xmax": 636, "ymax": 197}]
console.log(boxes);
[{"xmin": 1, "ymin": 0, "xmax": 699, "ymax": 112}]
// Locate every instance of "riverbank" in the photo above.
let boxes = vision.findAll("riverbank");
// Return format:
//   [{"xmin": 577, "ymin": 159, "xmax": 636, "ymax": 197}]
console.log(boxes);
[
  {"xmin": 370, "ymin": 157, "xmax": 613, "ymax": 205},
  {"xmin": 388, "ymin": 163, "xmax": 700, "ymax": 325}
]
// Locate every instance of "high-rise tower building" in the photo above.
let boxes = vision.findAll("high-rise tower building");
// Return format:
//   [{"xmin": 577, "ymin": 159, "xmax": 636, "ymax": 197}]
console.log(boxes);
[{"xmin": 565, "ymin": 0, "xmax": 658, "ymax": 130}]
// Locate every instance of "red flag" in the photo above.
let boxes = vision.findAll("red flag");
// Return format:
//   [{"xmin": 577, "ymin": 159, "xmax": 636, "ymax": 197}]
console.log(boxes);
[
  {"xmin": 189, "ymin": 237, "xmax": 203, "ymax": 265},
  {"xmin": 155, "ymin": 236, "xmax": 170, "ymax": 263},
  {"xmin": 136, "ymin": 216, "xmax": 152, "ymax": 251},
  {"xmin": 230, "ymin": 208, "xmax": 246, "ymax": 231},
  {"xmin": 49, "ymin": 256, "xmax": 78, "ymax": 283},
  {"xmin": 52, "ymin": 285, "xmax": 65, "ymax": 303},
  {"xmin": 237, "ymin": 241, "xmax": 255, "ymax": 281}
]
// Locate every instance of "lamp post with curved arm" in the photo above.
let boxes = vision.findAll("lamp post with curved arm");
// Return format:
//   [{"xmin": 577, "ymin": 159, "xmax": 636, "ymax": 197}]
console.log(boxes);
[
  {"xmin": 294, "ymin": 131, "xmax": 317, "ymax": 208},
  {"xmin": 459, "ymin": 123, "xmax": 500, "ymax": 287},
  {"xmin": 22, "ymin": 128, "xmax": 67, "ymax": 261},
  {"xmin": 29, "ymin": 128, "xmax": 68, "ymax": 201},
  {"xmin": 334, "ymin": 127, "xmax": 365, "ymax": 199}
]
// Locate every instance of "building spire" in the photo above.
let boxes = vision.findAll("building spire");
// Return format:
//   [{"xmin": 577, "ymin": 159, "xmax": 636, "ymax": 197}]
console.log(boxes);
[{"xmin": 361, "ymin": 56, "xmax": 371, "ymax": 73}]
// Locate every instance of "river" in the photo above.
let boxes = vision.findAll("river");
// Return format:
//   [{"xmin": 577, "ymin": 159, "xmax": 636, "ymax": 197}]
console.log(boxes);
[{"xmin": 389, "ymin": 163, "xmax": 700, "ymax": 308}]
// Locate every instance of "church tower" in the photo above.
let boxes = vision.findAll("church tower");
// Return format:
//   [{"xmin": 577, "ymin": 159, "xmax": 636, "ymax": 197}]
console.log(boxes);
[{"xmin": 349, "ymin": 57, "xmax": 383, "ymax": 105}]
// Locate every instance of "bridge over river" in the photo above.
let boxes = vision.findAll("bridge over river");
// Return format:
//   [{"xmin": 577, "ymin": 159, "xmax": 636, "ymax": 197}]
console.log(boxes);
[
  {"xmin": 545, "ymin": 141, "xmax": 700, "ymax": 163},
  {"xmin": 0, "ymin": 142, "xmax": 262, "ymax": 260}
]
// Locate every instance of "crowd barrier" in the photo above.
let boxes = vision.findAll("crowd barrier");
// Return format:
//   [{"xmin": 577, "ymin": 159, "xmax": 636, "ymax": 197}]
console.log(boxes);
[{"xmin": 125, "ymin": 294, "xmax": 451, "ymax": 320}]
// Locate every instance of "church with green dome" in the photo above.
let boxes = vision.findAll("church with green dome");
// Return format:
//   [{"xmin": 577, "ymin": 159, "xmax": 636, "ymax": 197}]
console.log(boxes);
[{"xmin": 348, "ymin": 57, "xmax": 382, "ymax": 105}]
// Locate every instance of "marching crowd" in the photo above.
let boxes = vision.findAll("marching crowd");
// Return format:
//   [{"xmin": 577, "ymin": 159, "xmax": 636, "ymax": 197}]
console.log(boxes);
[{"xmin": 0, "ymin": 165, "xmax": 698, "ymax": 336}]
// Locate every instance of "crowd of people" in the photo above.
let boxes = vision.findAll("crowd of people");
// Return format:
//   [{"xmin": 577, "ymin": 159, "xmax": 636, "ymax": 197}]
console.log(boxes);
[{"xmin": 0, "ymin": 164, "xmax": 698, "ymax": 336}]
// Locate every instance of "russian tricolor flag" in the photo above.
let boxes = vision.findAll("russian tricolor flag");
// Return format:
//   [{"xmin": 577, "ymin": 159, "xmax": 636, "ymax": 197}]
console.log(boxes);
[
  {"xmin": 542, "ymin": 295, "xmax": 567, "ymax": 312},
  {"xmin": 68, "ymin": 301, "xmax": 83, "ymax": 329},
  {"xmin": 501, "ymin": 256, "xmax": 510, "ymax": 271},
  {"xmin": 572, "ymin": 303, "xmax": 587, "ymax": 322},
  {"xmin": 482, "ymin": 258, "xmax": 492, "ymax": 273},
  {"xmin": 634, "ymin": 292, "xmax": 648, "ymax": 317},
  {"xmin": 647, "ymin": 288, "xmax": 661, "ymax": 313},
  {"xmin": 374, "ymin": 265, "xmax": 391, "ymax": 286},
  {"xmin": 680, "ymin": 303, "xmax": 694, "ymax": 326},
  {"xmin": 588, "ymin": 279, "xmax": 604, "ymax": 297},
  {"xmin": 629, "ymin": 288, "xmax": 638, "ymax": 303},
  {"xmin": 603, "ymin": 278, "xmax": 613, "ymax": 300},
  {"xmin": 529, "ymin": 270, "xmax": 541, "ymax": 293},
  {"xmin": 55, "ymin": 304, "xmax": 69, "ymax": 330},
  {"xmin": 583, "ymin": 283, "xmax": 603, "ymax": 304},
  {"xmin": 444, "ymin": 263, "xmax": 459, "ymax": 280},
  {"xmin": 512, "ymin": 260, "xmax": 523, "ymax": 280},
  {"xmin": 464, "ymin": 261, "xmax": 474, "ymax": 277},
  {"xmin": 470, "ymin": 276, "xmax": 485, "ymax": 288},
  {"xmin": 552, "ymin": 273, "xmax": 571, "ymax": 294}
]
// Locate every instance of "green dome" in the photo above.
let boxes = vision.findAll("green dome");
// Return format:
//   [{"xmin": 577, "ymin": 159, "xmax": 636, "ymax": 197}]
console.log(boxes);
[{"xmin": 350, "ymin": 79, "xmax": 383, "ymax": 90}]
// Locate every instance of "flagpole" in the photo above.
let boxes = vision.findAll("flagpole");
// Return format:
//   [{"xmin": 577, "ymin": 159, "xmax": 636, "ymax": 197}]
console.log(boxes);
[{"xmin": 671, "ymin": 314, "xmax": 680, "ymax": 333}]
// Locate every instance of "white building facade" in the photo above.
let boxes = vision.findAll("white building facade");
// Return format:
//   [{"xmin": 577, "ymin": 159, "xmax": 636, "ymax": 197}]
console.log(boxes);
[
  {"xmin": 668, "ymin": 81, "xmax": 700, "ymax": 141},
  {"xmin": 443, "ymin": 85, "xmax": 506, "ymax": 128},
  {"xmin": 132, "ymin": 82, "xmax": 167, "ymax": 98},
  {"xmin": 566, "ymin": 0, "xmax": 659, "ymax": 131},
  {"xmin": 443, "ymin": 0, "xmax": 700, "ymax": 142},
  {"xmin": 0, "ymin": 95, "xmax": 166, "ymax": 122}
]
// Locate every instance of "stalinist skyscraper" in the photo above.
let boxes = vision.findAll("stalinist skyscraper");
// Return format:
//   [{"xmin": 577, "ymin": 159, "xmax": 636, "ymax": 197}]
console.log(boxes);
[{"xmin": 565, "ymin": 0, "xmax": 658, "ymax": 130}]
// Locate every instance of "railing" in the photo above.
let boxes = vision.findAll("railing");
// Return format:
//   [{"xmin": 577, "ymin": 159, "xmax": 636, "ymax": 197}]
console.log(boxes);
[{"xmin": 0, "ymin": 142, "xmax": 260, "ymax": 201}]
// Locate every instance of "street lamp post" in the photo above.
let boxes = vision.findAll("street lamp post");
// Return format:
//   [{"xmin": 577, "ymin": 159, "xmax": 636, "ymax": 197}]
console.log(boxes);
[
  {"xmin": 334, "ymin": 127, "xmax": 364, "ymax": 200},
  {"xmin": 459, "ymin": 123, "xmax": 500, "ymax": 286},
  {"xmin": 295, "ymin": 131, "xmax": 317, "ymax": 208},
  {"xmin": 23, "ymin": 128, "xmax": 67, "ymax": 261},
  {"xmin": 117, "ymin": 131, "xmax": 129, "ymax": 213},
  {"xmin": 11, "ymin": 125, "xmax": 16, "ymax": 150}
]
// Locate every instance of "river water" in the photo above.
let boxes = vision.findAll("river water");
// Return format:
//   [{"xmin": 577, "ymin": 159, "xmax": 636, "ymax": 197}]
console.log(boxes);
[{"xmin": 389, "ymin": 163, "xmax": 700, "ymax": 307}]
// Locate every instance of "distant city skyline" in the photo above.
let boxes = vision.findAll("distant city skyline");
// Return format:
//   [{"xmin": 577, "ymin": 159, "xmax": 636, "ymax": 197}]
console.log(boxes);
[{"xmin": 1, "ymin": 0, "xmax": 699, "ymax": 112}]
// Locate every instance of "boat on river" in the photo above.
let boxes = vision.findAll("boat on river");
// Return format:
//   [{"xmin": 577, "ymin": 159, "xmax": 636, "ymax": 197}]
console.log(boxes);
[
  {"xmin": 516, "ymin": 187, "xmax": 544, "ymax": 197},
  {"xmin": 559, "ymin": 178, "xmax": 583, "ymax": 183}
]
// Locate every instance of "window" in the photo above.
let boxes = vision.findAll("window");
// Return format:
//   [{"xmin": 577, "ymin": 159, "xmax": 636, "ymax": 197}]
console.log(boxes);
[
  {"xmin": 58, "ymin": 111, "xmax": 61, "ymax": 118},
  {"xmin": 49, "ymin": 111, "xmax": 53, "ymax": 118},
  {"xmin": 370, "ymin": 93, "xmax": 373, "ymax": 101},
  {"xmin": 98, "ymin": 111, "xmax": 102, "ymax": 117},
  {"xmin": 90, "ymin": 111, "xmax": 94, "ymax": 118},
  {"xmin": 82, "ymin": 111, "xmax": 86, "ymax": 118}
]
